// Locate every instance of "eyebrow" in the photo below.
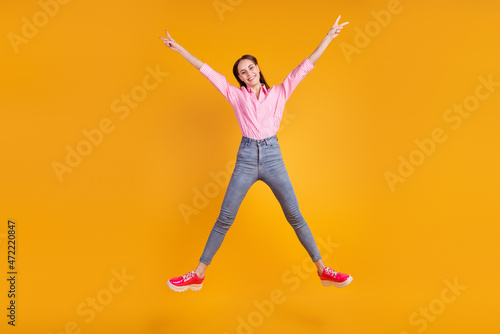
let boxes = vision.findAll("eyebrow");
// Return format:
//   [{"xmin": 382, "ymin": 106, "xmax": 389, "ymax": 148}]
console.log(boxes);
[{"xmin": 239, "ymin": 64, "xmax": 254, "ymax": 74}]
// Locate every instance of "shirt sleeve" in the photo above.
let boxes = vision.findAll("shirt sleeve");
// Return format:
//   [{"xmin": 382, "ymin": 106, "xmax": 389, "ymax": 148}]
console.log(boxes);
[
  {"xmin": 199, "ymin": 63, "xmax": 236, "ymax": 103},
  {"xmin": 280, "ymin": 57, "xmax": 315, "ymax": 101}
]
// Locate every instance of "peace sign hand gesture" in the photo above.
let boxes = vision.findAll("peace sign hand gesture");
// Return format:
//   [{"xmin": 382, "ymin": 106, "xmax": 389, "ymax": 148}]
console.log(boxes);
[
  {"xmin": 159, "ymin": 30, "xmax": 181, "ymax": 52},
  {"xmin": 327, "ymin": 15, "xmax": 349, "ymax": 40}
]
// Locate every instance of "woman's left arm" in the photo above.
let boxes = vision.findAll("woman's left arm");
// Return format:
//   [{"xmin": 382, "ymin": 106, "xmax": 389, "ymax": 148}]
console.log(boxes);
[{"xmin": 308, "ymin": 15, "xmax": 349, "ymax": 65}]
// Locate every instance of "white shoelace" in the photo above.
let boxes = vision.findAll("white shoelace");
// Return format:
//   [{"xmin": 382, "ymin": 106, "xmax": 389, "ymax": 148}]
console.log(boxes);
[
  {"xmin": 182, "ymin": 271, "xmax": 195, "ymax": 282},
  {"xmin": 325, "ymin": 267, "xmax": 338, "ymax": 278}
]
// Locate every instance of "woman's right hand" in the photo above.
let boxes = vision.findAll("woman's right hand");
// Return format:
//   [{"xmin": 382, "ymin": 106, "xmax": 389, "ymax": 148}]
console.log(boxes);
[
  {"xmin": 159, "ymin": 30, "xmax": 181, "ymax": 52},
  {"xmin": 159, "ymin": 29, "xmax": 204, "ymax": 69}
]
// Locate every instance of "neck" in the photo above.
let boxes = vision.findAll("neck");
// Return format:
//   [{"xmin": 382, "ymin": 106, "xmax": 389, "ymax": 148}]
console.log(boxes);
[{"xmin": 248, "ymin": 82, "xmax": 262, "ymax": 92}]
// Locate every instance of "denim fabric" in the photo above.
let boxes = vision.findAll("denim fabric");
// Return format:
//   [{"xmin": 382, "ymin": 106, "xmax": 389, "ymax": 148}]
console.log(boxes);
[{"xmin": 199, "ymin": 134, "xmax": 322, "ymax": 265}]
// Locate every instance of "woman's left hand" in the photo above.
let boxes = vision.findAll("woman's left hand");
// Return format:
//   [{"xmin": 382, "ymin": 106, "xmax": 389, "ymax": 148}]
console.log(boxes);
[{"xmin": 327, "ymin": 15, "xmax": 349, "ymax": 40}]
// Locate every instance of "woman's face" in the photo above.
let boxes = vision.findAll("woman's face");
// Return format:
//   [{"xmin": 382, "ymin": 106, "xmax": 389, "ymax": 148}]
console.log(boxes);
[{"xmin": 237, "ymin": 59, "xmax": 260, "ymax": 87}]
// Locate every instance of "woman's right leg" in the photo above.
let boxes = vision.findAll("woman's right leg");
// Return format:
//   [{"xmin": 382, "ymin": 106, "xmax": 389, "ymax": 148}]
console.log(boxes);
[
  {"xmin": 198, "ymin": 164, "xmax": 257, "ymax": 267},
  {"xmin": 167, "ymin": 139, "xmax": 258, "ymax": 292},
  {"xmin": 168, "ymin": 167, "xmax": 255, "ymax": 292},
  {"xmin": 194, "ymin": 262, "xmax": 208, "ymax": 278}
]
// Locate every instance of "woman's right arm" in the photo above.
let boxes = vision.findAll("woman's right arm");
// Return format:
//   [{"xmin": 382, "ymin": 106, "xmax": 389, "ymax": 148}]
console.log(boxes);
[
  {"xmin": 160, "ymin": 30, "xmax": 203, "ymax": 70},
  {"xmin": 160, "ymin": 30, "xmax": 236, "ymax": 103}
]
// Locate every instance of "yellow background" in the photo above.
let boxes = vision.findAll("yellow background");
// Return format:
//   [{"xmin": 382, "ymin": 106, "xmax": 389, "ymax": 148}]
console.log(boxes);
[{"xmin": 1, "ymin": 0, "xmax": 499, "ymax": 333}]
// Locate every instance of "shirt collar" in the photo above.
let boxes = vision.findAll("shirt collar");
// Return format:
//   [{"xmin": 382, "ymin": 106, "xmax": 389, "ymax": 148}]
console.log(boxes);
[{"xmin": 246, "ymin": 83, "xmax": 268, "ymax": 95}]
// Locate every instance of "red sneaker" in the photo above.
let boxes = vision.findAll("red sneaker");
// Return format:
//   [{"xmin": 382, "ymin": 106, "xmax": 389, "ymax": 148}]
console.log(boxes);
[
  {"xmin": 167, "ymin": 271, "xmax": 204, "ymax": 292},
  {"xmin": 318, "ymin": 267, "xmax": 353, "ymax": 288}
]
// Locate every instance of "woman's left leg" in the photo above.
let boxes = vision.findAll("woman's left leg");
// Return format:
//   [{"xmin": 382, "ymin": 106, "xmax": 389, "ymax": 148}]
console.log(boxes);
[
  {"xmin": 259, "ymin": 139, "xmax": 322, "ymax": 264},
  {"xmin": 262, "ymin": 165, "xmax": 323, "ymax": 264},
  {"xmin": 259, "ymin": 137, "xmax": 353, "ymax": 287}
]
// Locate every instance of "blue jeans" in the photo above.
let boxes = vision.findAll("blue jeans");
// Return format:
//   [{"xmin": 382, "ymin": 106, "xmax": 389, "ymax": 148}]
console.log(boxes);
[{"xmin": 199, "ymin": 134, "xmax": 322, "ymax": 265}]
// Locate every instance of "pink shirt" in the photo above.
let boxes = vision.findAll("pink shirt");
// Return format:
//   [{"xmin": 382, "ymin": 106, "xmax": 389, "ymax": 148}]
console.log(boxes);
[{"xmin": 199, "ymin": 58, "xmax": 315, "ymax": 140}]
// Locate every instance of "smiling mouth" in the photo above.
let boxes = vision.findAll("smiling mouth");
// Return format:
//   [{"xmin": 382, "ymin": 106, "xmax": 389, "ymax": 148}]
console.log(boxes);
[{"xmin": 248, "ymin": 75, "xmax": 256, "ymax": 82}]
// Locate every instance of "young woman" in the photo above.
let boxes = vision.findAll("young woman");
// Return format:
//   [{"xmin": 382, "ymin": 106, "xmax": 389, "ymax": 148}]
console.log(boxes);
[{"xmin": 160, "ymin": 15, "xmax": 352, "ymax": 292}]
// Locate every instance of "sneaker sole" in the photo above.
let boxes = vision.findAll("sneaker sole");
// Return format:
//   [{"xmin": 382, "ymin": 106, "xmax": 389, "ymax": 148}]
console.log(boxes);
[
  {"xmin": 321, "ymin": 276, "xmax": 353, "ymax": 288},
  {"xmin": 166, "ymin": 281, "xmax": 203, "ymax": 292}
]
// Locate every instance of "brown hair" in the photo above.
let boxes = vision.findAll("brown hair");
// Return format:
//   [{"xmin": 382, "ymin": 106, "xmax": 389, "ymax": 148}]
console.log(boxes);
[{"xmin": 233, "ymin": 55, "xmax": 270, "ymax": 90}]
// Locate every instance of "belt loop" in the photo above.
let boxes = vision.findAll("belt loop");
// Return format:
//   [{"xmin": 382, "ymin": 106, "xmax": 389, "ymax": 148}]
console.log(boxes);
[{"xmin": 265, "ymin": 138, "xmax": 269, "ymax": 146}]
